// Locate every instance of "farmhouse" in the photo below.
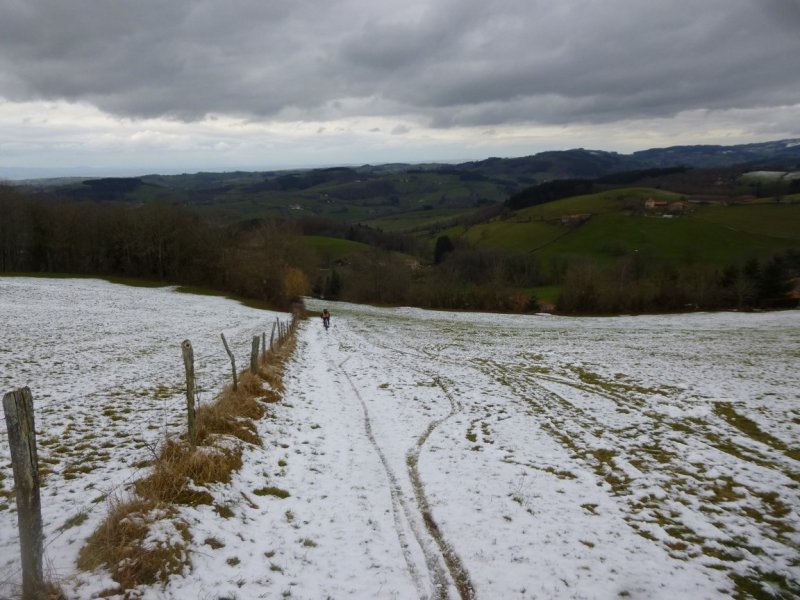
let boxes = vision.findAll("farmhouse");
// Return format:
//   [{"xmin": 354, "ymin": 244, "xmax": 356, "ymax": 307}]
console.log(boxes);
[
  {"xmin": 560, "ymin": 213, "xmax": 592, "ymax": 226},
  {"xmin": 644, "ymin": 198, "xmax": 668, "ymax": 211}
]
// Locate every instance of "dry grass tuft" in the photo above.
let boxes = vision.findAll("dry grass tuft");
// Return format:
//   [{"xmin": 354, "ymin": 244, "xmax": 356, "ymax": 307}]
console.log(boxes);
[
  {"xmin": 194, "ymin": 370, "xmax": 272, "ymax": 445},
  {"xmin": 76, "ymin": 312, "xmax": 300, "ymax": 593},
  {"xmin": 134, "ymin": 439, "xmax": 243, "ymax": 505},
  {"xmin": 78, "ymin": 497, "xmax": 191, "ymax": 590}
]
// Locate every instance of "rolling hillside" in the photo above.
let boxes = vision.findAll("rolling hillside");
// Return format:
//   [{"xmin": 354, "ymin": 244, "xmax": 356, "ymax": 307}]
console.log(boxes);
[
  {"xmin": 451, "ymin": 188, "xmax": 800, "ymax": 268},
  {"xmin": 13, "ymin": 138, "xmax": 800, "ymax": 230},
  {"xmin": 6, "ymin": 139, "xmax": 799, "ymax": 313}
]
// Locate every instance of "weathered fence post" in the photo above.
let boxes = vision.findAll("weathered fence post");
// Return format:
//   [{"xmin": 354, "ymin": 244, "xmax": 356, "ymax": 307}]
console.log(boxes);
[
  {"xmin": 220, "ymin": 333, "xmax": 238, "ymax": 391},
  {"xmin": 270, "ymin": 320, "xmax": 277, "ymax": 352},
  {"xmin": 3, "ymin": 387, "xmax": 44, "ymax": 600},
  {"xmin": 261, "ymin": 332, "xmax": 266, "ymax": 360},
  {"xmin": 250, "ymin": 335, "xmax": 260, "ymax": 373},
  {"xmin": 181, "ymin": 340, "xmax": 196, "ymax": 446}
]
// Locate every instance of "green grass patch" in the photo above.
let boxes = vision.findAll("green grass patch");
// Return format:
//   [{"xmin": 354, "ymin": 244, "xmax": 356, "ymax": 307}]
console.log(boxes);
[
  {"xmin": 714, "ymin": 402, "xmax": 800, "ymax": 461},
  {"xmin": 731, "ymin": 569, "xmax": 800, "ymax": 599},
  {"xmin": 58, "ymin": 511, "xmax": 89, "ymax": 532},
  {"xmin": 453, "ymin": 189, "xmax": 800, "ymax": 270},
  {"xmin": 363, "ymin": 207, "xmax": 476, "ymax": 232},
  {"xmin": 695, "ymin": 203, "xmax": 800, "ymax": 240},
  {"xmin": 530, "ymin": 285, "xmax": 561, "ymax": 304},
  {"xmin": 204, "ymin": 537, "xmax": 225, "ymax": 549},
  {"xmin": 253, "ymin": 486, "xmax": 290, "ymax": 499},
  {"xmin": 461, "ymin": 219, "xmax": 565, "ymax": 252}
]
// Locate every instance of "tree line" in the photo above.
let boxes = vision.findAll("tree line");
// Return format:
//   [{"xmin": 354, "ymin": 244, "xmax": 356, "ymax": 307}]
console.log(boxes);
[
  {"xmin": 0, "ymin": 186, "xmax": 312, "ymax": 308},
  {"xmin": 555, "ymin": 251, "xmax": 799, "ymax": 314},
  {"xmin": 2, "ymin": 185, "xmax": 797, "ymax": 315},
  {"xmin": 316, "ymin": 232, "xmax": 798, "ymax": 314}
]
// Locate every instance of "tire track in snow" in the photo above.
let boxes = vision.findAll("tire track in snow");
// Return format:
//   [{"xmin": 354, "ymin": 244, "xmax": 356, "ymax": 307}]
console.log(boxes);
[
  {"xmin": 337, "ymin": 331, "xmax": 476, "ymax": 599},
  {"xmin": 336, "ymin": 356, "xmax": 453, "ymax": 600},
  {"xmin": 406, "ymin": 375, "xmax": 476, "ymax": 600}
]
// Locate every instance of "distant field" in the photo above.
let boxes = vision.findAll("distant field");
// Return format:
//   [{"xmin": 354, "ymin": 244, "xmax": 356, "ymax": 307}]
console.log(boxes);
[
  {"xmin": 361, "ymin": 207, "xmax": 474, "ymax": 232},
  {"xmin": 518, "ymin": 187, "xmax": 682, "ymax": 219},
  {"xmin": 456, "ymin": 188, "xmax": 800, "ymax": 267},
  {"xmin": 535, "ymin": 213, "xmax": 798, "ymax": 266},
  {"xmin": 695, "ymin": 203, "xmax": 800, "ymax": 240},
  {"xmin": 459, "ymin": 219, "xmax": 565, "ymax": 252}
]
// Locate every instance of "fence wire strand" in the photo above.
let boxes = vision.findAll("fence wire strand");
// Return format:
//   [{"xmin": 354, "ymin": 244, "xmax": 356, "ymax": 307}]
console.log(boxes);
[{"xmin": 0, "ymin": 323, "xmax": 288, "ymax": 595}]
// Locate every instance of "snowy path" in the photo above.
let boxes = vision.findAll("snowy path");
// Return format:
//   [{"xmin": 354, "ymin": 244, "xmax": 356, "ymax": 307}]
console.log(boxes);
[{"xmin": 3, "ymin": 279, "xmax": 799, "ymax": 599}]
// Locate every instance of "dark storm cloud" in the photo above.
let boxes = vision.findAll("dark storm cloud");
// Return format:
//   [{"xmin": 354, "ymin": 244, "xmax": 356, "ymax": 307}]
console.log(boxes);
[{"xmin": 0, "ymin": 0, "xmax": 798, "ymax": 127}]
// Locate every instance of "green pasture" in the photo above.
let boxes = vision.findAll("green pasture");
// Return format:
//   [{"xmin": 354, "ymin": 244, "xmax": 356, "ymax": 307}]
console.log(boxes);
[
  {"xmin": 535, "ymin": 213, "xmax": 798, "ymax": 266},
  {"xmin": 362, "ymin": 208, "xmax": 474, "ymax": 232},
  {"xmin": 460, "ymin": 219, "xmax": 566, "ymax": 252},
  {"xmin": 453, "ymin": 187, "xmax": 799, "ymax": 268},
  {"xmin": 517, "ymin": 187, "xmax": 683, "ymax": 219},
  {"xmin": 694, "ymin": 203, "xmax": 800, "ymax": 241}
]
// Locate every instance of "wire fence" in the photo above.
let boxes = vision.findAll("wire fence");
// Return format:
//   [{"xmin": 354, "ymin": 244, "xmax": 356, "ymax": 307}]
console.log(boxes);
[{"xmin": 0, "ymin": 316, "xmax": 296, "ymax": 595}]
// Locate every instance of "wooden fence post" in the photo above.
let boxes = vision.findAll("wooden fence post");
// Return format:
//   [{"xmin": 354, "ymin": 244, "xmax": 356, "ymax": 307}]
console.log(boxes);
[
  {"xmin": 3, "ymin": 387, "xmax": 44, "ymax": 600},
  {"xmin": 270, "ymin": 320, "xmax": 277, "ymax": 352},
  {"xmin": 250, "ymin": 335, "xmax": 260, "ymax": 374},
  {"xmin": 261, "ymin": 333, "xmax": 266, "ymax": 360},
  {"xmin": 181, "ymin": 340, "xmax": 196, "ymax": 446},
  {"xmin": 220, "ymin": 333, "xmax": 238, "ymax": 391}
]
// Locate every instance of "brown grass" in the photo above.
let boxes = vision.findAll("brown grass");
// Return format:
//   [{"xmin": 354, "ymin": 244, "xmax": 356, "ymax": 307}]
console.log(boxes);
[
  {"xmin": 78, "ymin": 497, "xmax": 190, "ymax": 590},
  {"xmin": 134, "ymin": 439, "xmax": 242, "ymax": 505},
  {"xmin": 76, "ymin": 313, "xmax": 301, "ymax": 591},
  {"xmin": 195, "ymin": 375, "xmax": 265, "ymax": 446}
]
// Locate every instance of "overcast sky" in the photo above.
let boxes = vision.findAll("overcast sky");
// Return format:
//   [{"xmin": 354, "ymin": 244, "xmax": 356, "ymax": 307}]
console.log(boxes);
[{"xmin": 1, "ymin": 0, "xmax": 799, "ymax": 178}]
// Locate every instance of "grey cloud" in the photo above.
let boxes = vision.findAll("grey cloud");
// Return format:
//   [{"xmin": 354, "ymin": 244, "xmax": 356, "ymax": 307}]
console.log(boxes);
[
  {"xmin": 761, "ymin": 0, "xmax": 800, "ymax": 28},
  {"xmin": 0, "ymin": 0, "xmax": 797, "ymax": 128}
]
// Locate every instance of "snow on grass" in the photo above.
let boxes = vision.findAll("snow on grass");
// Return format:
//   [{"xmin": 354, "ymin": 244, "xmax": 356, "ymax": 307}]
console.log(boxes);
[
  {"xmin": 2, "ymin": 278, "xmax": 799, "ymax": 599},
  {"xmin": 0, "ymin": 277, "xmax": 284, "ymax": 597}
]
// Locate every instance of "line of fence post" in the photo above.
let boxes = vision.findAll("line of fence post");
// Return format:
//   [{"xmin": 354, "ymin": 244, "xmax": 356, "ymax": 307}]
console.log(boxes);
[
  {"xmin": 250, "ymin": 335, "xmax": 260, "ymax": 373},
  {"xmin": 181, "ymin": 340, "xmax": 196, "ymax": 446},
  {"xmin": 220, "ymin": 333, "xmax": 238, "ymax": 391},
  {"xmin": 3, "ymin": 387, "xmax": 45, "ymax": 600}
]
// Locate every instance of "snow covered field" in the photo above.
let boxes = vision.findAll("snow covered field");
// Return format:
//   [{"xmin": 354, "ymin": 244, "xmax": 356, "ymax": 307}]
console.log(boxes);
[{"xmin": 2, "ymin": 277, "xmax": 799, "ymax": 599}]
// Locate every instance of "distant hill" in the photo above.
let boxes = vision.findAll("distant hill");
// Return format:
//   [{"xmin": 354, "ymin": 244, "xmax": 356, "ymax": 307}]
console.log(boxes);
[
  {"xmin": 632, "ymin": 139, "xmax": 800, "ymax": 169},
  {"xmin": 9, "ymin": 139, "xmax": 800, "ymax": 229}
]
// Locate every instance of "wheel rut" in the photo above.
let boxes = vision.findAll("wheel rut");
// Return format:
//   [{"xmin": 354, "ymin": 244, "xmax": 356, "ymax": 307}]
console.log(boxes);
[
  {"xmin": 406, "ymin": 375, "xmax": 476, "ymax": 600},
  {"xmin": 334, "ymin": 337, "xmax": 476, "ymax": 600},
  {"xmin": 336, "ymin": 356, "xmax": 453, "ymax": 600}
]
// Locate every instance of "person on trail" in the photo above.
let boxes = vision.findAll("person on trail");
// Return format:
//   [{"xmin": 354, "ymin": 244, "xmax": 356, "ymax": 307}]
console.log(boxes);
[{"xmin": 321, "ymin": 308, "xmax": 330, "ymax": 330}]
